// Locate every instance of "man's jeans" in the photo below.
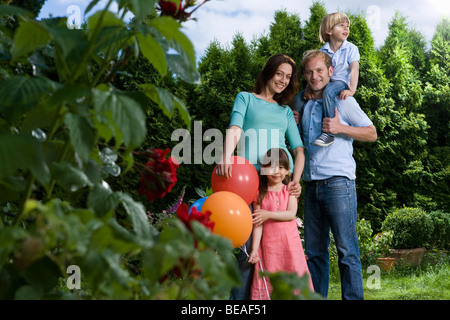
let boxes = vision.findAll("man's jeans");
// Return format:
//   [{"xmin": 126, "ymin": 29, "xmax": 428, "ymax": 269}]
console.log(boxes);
[
  {"xmin": 304, "ymin": 176, "xmax": 364, "ymax": 300},
  {"xmin": 229, "ymin": 234, "xmax": 253, "ymax": 300}
]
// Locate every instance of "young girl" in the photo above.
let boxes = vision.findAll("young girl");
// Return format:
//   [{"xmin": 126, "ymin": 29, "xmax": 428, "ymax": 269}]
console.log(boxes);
[{"xmin": 248, "ymin": 148, "xmax": 313, "ymax": 300}]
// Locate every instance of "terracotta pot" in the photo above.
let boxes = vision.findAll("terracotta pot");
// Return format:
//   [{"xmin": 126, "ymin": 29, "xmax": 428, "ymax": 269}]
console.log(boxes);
[
  {"xmin": 390, "ymin": 247, "xmax": 426, "ymax": 267},
  {"xmin": 377, "ymin": 257, "xmax": 396, "ymax": 272}
]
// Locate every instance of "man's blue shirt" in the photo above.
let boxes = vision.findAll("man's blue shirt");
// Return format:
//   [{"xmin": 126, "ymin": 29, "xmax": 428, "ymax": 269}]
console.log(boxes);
[{"xmin": 301, "ymin": 97, "xmax": 373, "ymax": 181}]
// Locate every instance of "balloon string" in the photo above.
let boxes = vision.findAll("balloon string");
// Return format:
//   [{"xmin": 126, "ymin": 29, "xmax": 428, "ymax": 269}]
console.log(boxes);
[{"xmin": 239, "ymin": 245, "xmax": 270, "ymax": 300}]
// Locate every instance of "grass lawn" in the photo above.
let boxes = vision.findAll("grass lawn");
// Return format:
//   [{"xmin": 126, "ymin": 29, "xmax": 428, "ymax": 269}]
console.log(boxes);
[{"xmin": 327, "ymin": 251, "xmax": 450, "ymax": 300}]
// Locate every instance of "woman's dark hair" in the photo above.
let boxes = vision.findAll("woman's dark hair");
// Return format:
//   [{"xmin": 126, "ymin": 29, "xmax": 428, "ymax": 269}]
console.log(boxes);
[
  {"xmin": 257, "ymin": 148, "xmax": 291, "ymax": 205},
  {"xmin": 253, "ymin": 54, "xmax": 299, "ymax": 106}
]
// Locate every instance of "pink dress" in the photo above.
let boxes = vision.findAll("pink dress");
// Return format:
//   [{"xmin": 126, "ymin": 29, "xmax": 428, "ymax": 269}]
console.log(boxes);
[{"xmin": 250, "ymin": 185, "xmax": 313, "ymax": 300}]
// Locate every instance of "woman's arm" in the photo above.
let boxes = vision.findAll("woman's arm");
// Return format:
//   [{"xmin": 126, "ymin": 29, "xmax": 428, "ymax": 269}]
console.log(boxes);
[
  {"xmin": 287, "ymin": 146, "xmax": 304, "ymax": 197},
  {"xmin": 215, "ymin": 125, "xmax": 241, "ymax": 178},
  {"xmin": 291, "ymin": 146, "xmax": 304, "ymax": 186}
]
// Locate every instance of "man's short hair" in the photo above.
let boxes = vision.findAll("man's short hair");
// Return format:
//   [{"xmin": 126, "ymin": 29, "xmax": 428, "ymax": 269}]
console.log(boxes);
[{"xmin": 301, "ymin": 50, "xmax": 332, "ymax": 71}]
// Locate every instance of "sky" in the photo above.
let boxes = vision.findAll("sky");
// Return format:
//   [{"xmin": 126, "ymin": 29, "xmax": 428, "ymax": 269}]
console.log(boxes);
[{"xmin": 38, "ymin": 0, "xmax": 450, "ymax": 61}]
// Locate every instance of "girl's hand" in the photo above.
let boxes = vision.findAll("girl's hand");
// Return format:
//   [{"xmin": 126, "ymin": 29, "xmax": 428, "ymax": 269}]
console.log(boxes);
[
  {"xmin": 252, "ymin": 208, "xmax": 270, "ymax": 226},
  {"xmin": 248, "ymin": 251, "xmax": 260, "ymax": 264}
]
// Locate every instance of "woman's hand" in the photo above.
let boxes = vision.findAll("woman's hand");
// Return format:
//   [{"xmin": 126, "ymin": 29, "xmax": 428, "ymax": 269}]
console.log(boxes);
[
  {"xmin": 287, "ymin": 181, "xmax": 302, "ymax": 198},
  {"xmin": 215, "ymin": 161, "xmax": 232, "ymax": 178}
]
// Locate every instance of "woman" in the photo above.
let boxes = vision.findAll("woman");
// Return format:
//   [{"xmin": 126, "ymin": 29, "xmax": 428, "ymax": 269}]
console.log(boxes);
[{"xmin": 216, "ymin": 54, "xmax": 305, "ymax": 300}]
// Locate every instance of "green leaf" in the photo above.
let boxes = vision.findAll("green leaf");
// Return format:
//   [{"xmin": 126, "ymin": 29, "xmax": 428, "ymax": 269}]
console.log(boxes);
[
  {"xmin": 0, "ymin": 176, "xmax": 26, "ymax": 202},
  {"xmin": 0, "ymin": 226, "xmax": 27, "ymax": 269},
  {"xmin": 0, "ymin": 4, "xmax": 33, "ymax": 19},
  {"xmin": 84, "ymin": 0, "xmax": 102, "ymax": 15},
  {"xmin": 44, "ymin": 21, "xmax": 87, "ymax": 60},
  {"xmin": 92, "ymin": 87, "xmax": 146, "ymax": 149},
  {"xmin": 173, "ymin": 95, "xmax": 191, "ymax": 130},
  {"xmin": 14, "ymin": 285, "xmax": 41, "ymax": 300},
  {"xmin": 142, "ymin": 83, "xmax": 174, "ymax": 114},
  {"xmin": 118, "ymin": 192, "xmax": 156, "ymax": 246},
  {"xmin": 64, "ymin": 113, "xmax": 97, "ymax": 164},
  {"xmin": 50, "ymin": 162, "xmax": 93, "ymax": 192},
  {"xmin": 87, "ymin": 182, "xmax": 120, "ymax": 217},
  {"xmin": 149, "ymin": 16, "xmax": 196, "ymax": 65},
  {"xmin": 136, "ymin": 33, "xmax": 167, "ymax": 76},
  {"xmin": 141, "ymin": 83, "xmax": 191, "ymax": 129},
  {"xmin": 123, "ymin": 0, "xmax": 158, "ymax": 21},
  {"xmin": 87, "ymin": 10, "xmax": 124, "ymax": 40},
  {"xmin": 19, "ymin": 257, "xmax": 61, "ymax": 297},
  {"xmin": 0, "ymin": 133, "xmax": 49, "ymax": 185},
  {"xmin": 0, "ymin": 76, "xmax": 59, "ymax": 124},
  {"xmin": 147, "ymin": 16, "xmax": 199, "ymax": 83},
  {"xmin": 11, "ymin": 19, "xmax": 50, "ymax": 61},
  {"xmin": 165, "ymin": 39, "xmax": 200, "ymax": 83}
]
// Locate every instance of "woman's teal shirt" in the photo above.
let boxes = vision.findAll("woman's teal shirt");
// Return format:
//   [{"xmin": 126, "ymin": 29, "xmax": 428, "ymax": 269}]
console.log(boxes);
[{"xmin": 228, "ymin": 92, "xmax": 303, "ymax": 172}]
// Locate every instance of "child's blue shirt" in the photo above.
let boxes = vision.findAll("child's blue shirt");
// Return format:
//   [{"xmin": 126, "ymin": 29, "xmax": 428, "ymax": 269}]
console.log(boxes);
[{"xmin": 320, "ymin": 40, "xmax": 360, "ymax": 87}]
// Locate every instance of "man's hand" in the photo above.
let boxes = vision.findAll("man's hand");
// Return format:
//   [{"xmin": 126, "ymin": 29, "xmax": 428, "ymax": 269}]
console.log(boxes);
[
  {"xmin": 322, "ymin": 107, "xmax": 342, "ymax": 135},
  {"xmin": 293, "ymin": 110, "xmax": 301, "ymax": 125}
]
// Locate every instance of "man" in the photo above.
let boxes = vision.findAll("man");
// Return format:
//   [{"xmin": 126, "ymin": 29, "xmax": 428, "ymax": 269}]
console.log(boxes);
[{"xmin": 293, "ymin": 50, "xmax": 377, "ymax": 300}]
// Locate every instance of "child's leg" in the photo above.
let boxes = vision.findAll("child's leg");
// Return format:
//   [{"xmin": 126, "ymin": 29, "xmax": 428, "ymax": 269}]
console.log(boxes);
[
  {"xmin": 322, "ymin": 81, "xmax": 348, "ymax": 118},
  {"xmin": 314, "ymin": 81, "xmax": 349, "ymax": 147}
]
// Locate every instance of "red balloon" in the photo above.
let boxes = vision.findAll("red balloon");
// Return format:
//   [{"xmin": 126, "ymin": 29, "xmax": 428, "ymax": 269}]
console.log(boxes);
[
  {"xmin": 211, "ymin": 156, "xmax": 259, "ymax": 205},
  {"xmin": 202, "ymin": 191, "xmax": 252, "ymax": 248}
]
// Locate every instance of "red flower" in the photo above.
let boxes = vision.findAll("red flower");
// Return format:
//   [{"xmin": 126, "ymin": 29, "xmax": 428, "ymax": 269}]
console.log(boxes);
[
  {"xmin": 176, "ymin": 203, "xmax": 215, "ymax": 232},
  {"xmin": 157, "ymin": 0, "xmax": 209, "ymax": 22},
  {"xmin": 158, "ymin": 0, "xmax": 182, "ymax": 17},
  {"xmin": 137, "ymin": 148, "xmax": 179, "ymax": 202}
]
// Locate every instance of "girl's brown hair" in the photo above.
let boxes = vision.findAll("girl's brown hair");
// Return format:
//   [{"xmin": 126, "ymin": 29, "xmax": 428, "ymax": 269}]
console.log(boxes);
[
  {"xmin": 256, "ymin": 148, "xmax": 291, "ymax": 205},
  {"xmin": 253, "ymin": 54, "xmax": 299, "ymax": 106}
]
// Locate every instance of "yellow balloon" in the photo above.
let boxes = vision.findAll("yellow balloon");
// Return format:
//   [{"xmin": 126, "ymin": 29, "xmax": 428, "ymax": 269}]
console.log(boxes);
[{"xmin": 202, "ymin": 191, "xmax": 252, "ymax": 248}]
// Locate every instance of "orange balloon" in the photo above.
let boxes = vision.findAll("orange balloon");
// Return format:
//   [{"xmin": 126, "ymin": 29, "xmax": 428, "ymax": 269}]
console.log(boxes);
[
  {"xmin": 211, "ymin": 156, "xmax": 259, "ymax": 205},
  {"xmin": 202, "ymin": 191, "xmax": 252, "ymax": 248}
]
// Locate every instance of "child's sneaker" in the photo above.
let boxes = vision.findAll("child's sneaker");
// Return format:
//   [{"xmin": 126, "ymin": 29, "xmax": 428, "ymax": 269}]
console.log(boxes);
[{"xmin": 314, "ymin": 133, "xmax": 334, "ymax": 147}]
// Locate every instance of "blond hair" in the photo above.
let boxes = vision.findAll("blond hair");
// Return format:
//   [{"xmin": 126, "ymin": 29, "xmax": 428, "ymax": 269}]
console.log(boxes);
[
  {"xmin": 319, "ymin": 12, "xmax": 350, "ymax": 43},
  {"xmin": 301, "ymin": 50, "xmax": 332, "ymax": 71}
]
